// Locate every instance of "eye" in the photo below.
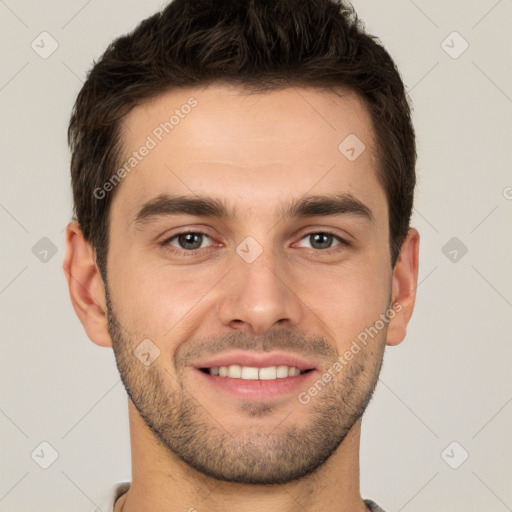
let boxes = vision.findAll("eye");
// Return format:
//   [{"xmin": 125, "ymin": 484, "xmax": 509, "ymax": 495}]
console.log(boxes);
[
  {"xmin": 296, "ymin": 232, "xmax": 344, "ymax": 250},
  {"xmin": 166, "ymin": 232, "xmax": 213, "ymax": 251}
]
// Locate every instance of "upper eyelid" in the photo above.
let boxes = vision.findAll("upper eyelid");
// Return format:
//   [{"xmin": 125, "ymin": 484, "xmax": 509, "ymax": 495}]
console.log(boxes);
[
  {"xmin": 162, "ymin": 229, "xmax": 348, "ymax": 247},
  {"xmin": 164, "ymin": 231, "xmax": 215, "ymax": 246},
  {"xmin": 165, "ymin": 230, "xmax": 213, "ymax": 239},
  {"xmin": 162, "ymin": 228, "xmax": 214, "ymax": 241},
  {"xmin": 293, "ymin": 232, "xmax": 347, "ymax": 249}
]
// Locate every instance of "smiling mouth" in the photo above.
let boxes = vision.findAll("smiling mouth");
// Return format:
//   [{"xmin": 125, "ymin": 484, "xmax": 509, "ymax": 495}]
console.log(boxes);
[{"xmin": 199, "ymin": 365, "xmax": 314, "ymax": 380}]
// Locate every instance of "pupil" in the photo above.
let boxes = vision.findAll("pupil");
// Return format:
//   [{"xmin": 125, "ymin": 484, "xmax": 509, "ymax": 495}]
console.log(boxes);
[
  {"xmin": 179, "ymin": 233, "xmax": 202, "ymax": 250},
  {"xmin": 311, "ymin": 233, "xmax": 332, "ymax": 249}
]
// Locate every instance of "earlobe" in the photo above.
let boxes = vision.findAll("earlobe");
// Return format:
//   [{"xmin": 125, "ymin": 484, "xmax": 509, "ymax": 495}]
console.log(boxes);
[
  {"xmin": 386, "ymin": 228, "xmax": 420, "ymax": 347},
  {"xmin": 63, "ymin": 221, "xmax": 112, "ymax": 348}
]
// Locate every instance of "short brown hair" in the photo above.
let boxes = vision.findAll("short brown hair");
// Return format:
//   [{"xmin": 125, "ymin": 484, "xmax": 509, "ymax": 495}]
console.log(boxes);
[{"xmin": 68, "ymin": 0, "xmax": 416, "ymax": 274}]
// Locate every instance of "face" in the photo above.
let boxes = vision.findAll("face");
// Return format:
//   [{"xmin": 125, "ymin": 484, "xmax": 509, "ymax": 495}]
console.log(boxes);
[{"xmin": 105, "ymin": 84, "xmax": 394, "ymax": 484}]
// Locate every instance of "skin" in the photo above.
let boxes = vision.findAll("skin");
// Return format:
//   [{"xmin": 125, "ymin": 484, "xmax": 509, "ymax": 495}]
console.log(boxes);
[{"xmin": 64, "ymin": 84, "xmax": 419, "ymax": 512}]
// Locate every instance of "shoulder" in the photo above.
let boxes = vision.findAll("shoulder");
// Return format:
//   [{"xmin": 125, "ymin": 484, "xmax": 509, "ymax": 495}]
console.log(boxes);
[
  {"xmin": 91, "ymin": 482, "xmax": 131, "ymax": 512},
  {"xmin": 364, "ymin": 499, "xmax": 388, "ymax": 512}
]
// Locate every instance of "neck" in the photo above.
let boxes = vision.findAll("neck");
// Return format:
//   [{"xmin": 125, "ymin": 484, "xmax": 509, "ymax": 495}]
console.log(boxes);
[{"xmin": 116, "ymin": 401, "xmax": 369, "ymax": 512}]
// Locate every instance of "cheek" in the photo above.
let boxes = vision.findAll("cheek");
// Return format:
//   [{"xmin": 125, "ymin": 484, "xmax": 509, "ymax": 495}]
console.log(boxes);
[
  {"xmin": 108, "ymin": 255, "xmax": 224, "ymax": 336},
  {"xmin": 295, "ymin": 260, "xmax": 391, "ymax": 346}
]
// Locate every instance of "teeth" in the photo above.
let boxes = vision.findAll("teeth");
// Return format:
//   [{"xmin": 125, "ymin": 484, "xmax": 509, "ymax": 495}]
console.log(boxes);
[
  {"xmin": 288, "ymin": 366, "xmax": 301, "ymax": 377},
  {"xmin": 208, "ymin": 365, "xmax": 305, "ymax": 380},
  {"xmin": 227, "ymin": 364, "xmax": 242, "ymax": 378},
  {"xmin": 259, "ymin": 366, "xmax": 276, "ymax": 380},
  {"xmin": 276, "ymin": 365, "xmax": 290, "ymax": 378}
]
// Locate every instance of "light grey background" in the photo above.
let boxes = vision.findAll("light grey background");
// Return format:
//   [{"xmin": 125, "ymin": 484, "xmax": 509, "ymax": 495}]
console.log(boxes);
[{"xmin": 1, "ymin": 1, "xmax": 511, "ymax": 511}]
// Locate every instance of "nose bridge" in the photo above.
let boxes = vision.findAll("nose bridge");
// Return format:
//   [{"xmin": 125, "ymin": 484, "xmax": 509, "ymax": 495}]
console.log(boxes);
[{"xmin": 217, "ymin": 240, "xmax": 303, "ymax": 334}]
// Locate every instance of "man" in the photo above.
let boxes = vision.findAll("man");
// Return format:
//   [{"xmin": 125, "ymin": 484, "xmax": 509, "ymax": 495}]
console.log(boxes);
[{"xmin": 63, "ymin": 0, "xmax": 419, "ymax": 510}]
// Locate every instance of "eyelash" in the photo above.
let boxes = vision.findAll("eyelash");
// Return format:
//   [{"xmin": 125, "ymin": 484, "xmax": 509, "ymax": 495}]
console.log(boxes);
[
  {"xmin": 160, "ymin": 230, "xmax": 349, "ymax": 256},
  {"xmin": 159, "ymin": 230, "xmax": 217, "ymax": 257}
]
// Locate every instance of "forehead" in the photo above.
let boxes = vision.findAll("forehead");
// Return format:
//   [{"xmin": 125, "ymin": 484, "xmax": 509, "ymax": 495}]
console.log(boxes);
[{"xmin": 112, "ymin": 84, "xmax": 385, "ymax": 225}]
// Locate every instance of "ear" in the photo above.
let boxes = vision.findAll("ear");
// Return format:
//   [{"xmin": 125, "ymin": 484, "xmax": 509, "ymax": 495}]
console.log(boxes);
[
  {"xmin": 63, "ymin": 221, "xmax": 112, "ymax": 348},
  {"xmin": 386, "ymin": 228, "xmax": 420, "ymax": 347}
]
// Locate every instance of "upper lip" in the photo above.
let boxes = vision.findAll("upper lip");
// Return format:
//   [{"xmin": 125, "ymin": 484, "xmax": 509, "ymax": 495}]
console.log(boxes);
[{"xmin": 192, "ymin": 351, "xmax": 318, "ymax": 371}]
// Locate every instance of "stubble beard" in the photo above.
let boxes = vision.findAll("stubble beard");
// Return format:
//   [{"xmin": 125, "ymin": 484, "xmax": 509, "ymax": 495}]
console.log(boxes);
[{"xmin": 106, "ymin": 289, "xmax": 386, "ymax": 485}]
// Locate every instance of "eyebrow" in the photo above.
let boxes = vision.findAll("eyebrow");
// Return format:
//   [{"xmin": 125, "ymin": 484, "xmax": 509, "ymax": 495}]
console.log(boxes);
[
  {"xmin": 133, "ymin": 192, "xmax": 374, "ymax": 225},
  {"xmin": 279, "ymin": 193, "xmax": 374, "ymax": 222},
  {"xmin": 134, "ymin": 194, "xmax": 235, "ymax": 225}
]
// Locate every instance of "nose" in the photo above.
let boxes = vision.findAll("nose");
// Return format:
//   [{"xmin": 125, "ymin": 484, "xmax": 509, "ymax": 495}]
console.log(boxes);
[{"xmin": 217, "ymin": 248, "xmax": 304, "ymax": 335}]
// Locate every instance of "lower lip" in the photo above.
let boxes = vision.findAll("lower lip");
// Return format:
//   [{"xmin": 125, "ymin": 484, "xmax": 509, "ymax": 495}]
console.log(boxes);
[{"xmin": 194, "ymin": 368, "xmax": 318, "ymax": 400}]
